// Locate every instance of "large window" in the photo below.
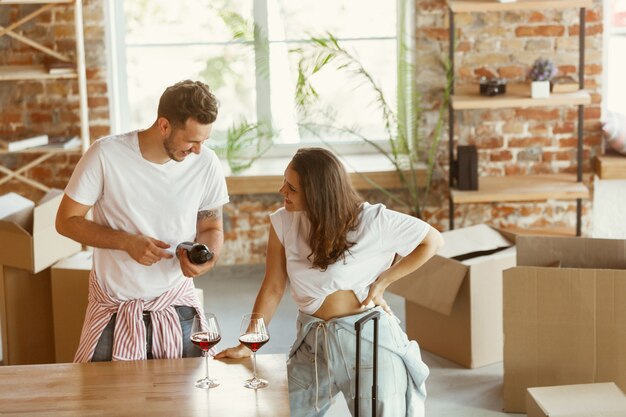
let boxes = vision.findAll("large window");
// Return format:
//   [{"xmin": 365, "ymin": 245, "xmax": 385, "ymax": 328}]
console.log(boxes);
[
  {"xmin": 107, "ymin": 0, "xmax": 398, "ymax": 151},
  {"xmin": 606, "ymin": 0, "xmax": 626, "ymax": 115}
]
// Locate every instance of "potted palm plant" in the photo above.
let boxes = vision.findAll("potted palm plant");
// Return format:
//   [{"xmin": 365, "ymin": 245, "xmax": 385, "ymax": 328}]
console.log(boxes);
[
  {"xmin": 291, "ymin": 32, "xmax": 451, "ymax": 218},
  {"xmin": 207, "ymin": 2, "xmax": 451, "ymax": 218}
]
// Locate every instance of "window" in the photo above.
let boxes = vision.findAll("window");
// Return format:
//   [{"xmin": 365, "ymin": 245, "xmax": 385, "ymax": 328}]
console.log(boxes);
[
  {"xmin": 606, "ymin": 0, "xmax": 626, "ymax": 115},
  {"xmin": 106, "ymin": 0, "xmax": 399, "ymax": 154}
]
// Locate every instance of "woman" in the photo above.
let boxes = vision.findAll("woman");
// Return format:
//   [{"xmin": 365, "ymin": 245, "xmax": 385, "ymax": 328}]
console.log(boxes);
[{"xmin": 217, "ymin": 148, "xmax": 443, "ymax": 416}]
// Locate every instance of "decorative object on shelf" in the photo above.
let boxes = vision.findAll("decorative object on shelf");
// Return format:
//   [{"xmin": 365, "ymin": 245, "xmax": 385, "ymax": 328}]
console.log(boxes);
[
  {"xmin": 531, "ymin": 81, "xmax": 550, "ymax": 98},
  {"xmin": 479, "ymin": 77, "xmax": 507, "ymax": 97},
  {"xmin": 453, "ymin": 145, "xmax": 479, "ymax": 190},
  {"xmin": 43, "ymin": 56, "xmax": 74, "ymax": 75},
  {"xmin": 529, "ymin": 58, "xmax": 557, "ymax": 99},
  {"xmin": 551, "ymin": 75, "xmax": 579, "ymax": 93},
  {"xmin": 47, "ymin": 136, "xmax": 81, "ymax": 150}
]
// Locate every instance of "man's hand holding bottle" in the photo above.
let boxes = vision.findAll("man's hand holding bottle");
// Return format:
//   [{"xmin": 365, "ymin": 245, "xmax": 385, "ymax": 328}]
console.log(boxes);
[{"xmin": 177, "ymin": 241, "xmax": 215, "ymax": 278}]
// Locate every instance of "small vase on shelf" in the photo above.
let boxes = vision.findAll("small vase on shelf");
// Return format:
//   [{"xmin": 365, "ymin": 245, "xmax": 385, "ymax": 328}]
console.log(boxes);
[
  {"xmin": 531, "ymin": 80, "xmax": 551, "ymax": 99},
  {"xmin": 528, "ymin": 57, "xmax": 557, "ymax": 99}
]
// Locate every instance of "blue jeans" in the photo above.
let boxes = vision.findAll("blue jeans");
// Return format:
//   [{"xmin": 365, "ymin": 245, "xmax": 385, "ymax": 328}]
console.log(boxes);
[
  {"xmin": 287, "ymin": 307, "xmax": 428, "ymax": 417},
  {"xmin": 91, "ymin": 305, "xmax": 202, "ymax": 361}
]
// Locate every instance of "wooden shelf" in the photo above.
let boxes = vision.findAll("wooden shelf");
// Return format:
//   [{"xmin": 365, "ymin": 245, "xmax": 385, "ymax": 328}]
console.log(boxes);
[
  {"xmin": 0, "ymin": 65, "xmax": 77, "ymax": 81},
  {"xmin": 448, "ymin": 0, "xmax": 592, "ymax": 13},
  {"xmin": 451, "ymin": 84, "xmax": 590, "ymax": 110},
  {"xmin": 0, "ymin": 0, "xmax": 89, "ymax": 193},
  {"xmin": 594, "ymin": 154, "xmax": 626, "ymax": 179},
  {"xmin": 0, "ymin": 0, "xmax": 72, "ymax": 4},
  {"xmin": 451, "ymin": 174, "xmax": 589, "ymax": 204}
]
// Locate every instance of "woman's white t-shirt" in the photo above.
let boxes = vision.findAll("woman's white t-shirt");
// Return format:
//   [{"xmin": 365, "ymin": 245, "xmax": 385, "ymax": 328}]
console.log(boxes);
[
  {"xmin": 270, "ymin": 203, "xmax": 431, "ymax": 315},
  {"xmin": 64, "ymin": 131, "xmax": 229, "ymax": 301}
]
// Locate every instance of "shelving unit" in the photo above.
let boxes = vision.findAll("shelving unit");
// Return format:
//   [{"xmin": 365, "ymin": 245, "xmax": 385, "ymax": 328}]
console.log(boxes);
[
  {"xmin": 450, "ymin": 174, "xmax": 589, "ymax": 204},
  {"xmin": 447, "ymin": 0, "xmax": 592, "ymax": 236},
  {"xmin": 0, "ymin": 0, "xmax": 88, "ymax": 192}
]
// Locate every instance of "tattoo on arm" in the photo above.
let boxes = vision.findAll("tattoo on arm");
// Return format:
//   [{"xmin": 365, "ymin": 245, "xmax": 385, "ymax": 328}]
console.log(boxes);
[{"xmin": 197, "ymin": 207, "xmax": 221, "ymax": 222}]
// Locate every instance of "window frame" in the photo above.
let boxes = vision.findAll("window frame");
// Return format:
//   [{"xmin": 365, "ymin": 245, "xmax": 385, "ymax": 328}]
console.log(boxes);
[{"xmin": 104, "ymin": 0, "xmax": 411, "ymax": 159}]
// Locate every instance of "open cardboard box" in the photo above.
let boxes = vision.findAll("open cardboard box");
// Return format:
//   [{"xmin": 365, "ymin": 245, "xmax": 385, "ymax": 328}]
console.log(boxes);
[
  {"xmin": 388, "ymin": 224, "xmax": 516, "ymax": 368},
  {"xmin": 0, "ymin": 189, "xmax": 81, "ymax": 365},
  {"xmin": 51, "ymin": 251, "xmax": 205, "ymax": 363},
  {"xmin": 526, "ymin": 382, "xmax": 626, "ymax": 417},
  {"xmin": 0, "ymin": 189, "xmax": 81, "ymax": 274},
  {"xmin": 503, "ymin": 235, "xmax": 626, "ymax": 413}
]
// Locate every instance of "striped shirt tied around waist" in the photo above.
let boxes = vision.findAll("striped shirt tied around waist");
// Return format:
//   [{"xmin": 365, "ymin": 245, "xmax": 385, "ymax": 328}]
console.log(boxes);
[{"xmin": 74, "ymin": 270, "xmax": 204, "ymax": 363}]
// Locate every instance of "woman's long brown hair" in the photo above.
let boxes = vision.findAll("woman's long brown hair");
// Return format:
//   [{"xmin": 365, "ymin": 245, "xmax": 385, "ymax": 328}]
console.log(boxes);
[{"xmin": 290, "ymin": 148, "xmax": 363, "ymax": 270}]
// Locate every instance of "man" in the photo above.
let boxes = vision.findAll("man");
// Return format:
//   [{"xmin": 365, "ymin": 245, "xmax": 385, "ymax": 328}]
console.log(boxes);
[{"xmin": 56, "ymin": 80, "xmax": 229, "ymax": 362}]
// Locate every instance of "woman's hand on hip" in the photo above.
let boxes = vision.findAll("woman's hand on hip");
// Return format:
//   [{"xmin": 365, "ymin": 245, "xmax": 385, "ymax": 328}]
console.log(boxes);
[{"xmin": 362, "ymin": 279, "xmax": 392, "ymax": 315}]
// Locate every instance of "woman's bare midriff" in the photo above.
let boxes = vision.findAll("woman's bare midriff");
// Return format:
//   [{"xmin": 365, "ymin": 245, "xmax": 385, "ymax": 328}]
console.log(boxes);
[{"xmin": 312, "ymin": 290, "xmax": 367, "ymax": 321}]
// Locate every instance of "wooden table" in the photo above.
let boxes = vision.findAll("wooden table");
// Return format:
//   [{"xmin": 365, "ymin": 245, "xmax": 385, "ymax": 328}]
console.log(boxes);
[{"xmin": 0, "ymin": 354, "xmax": 290, "ymax": 416}]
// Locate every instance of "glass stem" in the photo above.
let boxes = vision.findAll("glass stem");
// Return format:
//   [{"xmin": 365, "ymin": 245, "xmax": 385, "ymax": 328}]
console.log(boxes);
[
  {"xmin": 252, "ymin": 351, "xmax": 258, "ymax": 380},
  {"xmin": 204, "ymin": 350, "xmax": 210, "ymax": 380}
]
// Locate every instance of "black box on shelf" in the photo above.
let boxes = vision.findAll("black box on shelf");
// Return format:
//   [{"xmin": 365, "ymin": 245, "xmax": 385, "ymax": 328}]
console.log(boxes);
[{"xmin": 454, "ymin": 145, "xmax": 478, "ymax": 190}]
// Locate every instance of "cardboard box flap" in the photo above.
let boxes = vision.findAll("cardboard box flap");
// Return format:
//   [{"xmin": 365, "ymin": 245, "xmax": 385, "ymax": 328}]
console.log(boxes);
[
  {"xmin": 517, "ymin": 236, "xmax": 626, "ymax": 270},
  {"xmin": 527, "ymin": 383, "xmax": 626, "ymax": 416},
  {"xmin": 0, "ymin": 189, "xmax": 79, "ymax": 273},
  {"xmin": 0, "ymin": 192, "xmax": 35, "ymax": 232},
  {"xmin": 463, "ymin": 245, "xmax": 516, "ymax": 266},
  {"xmin": 439, "ymin": 224, "xmax": 513, "ymax": 260},
  {"xmin": 33, "ymin": 190, "xmax": 63, "ymax": 233},
  {"xmin": 0, "ymin": 222, "xmax": 34, "ymax": 269},
  {"xmin": 0, "ymin": 220, "xmax": 28, "ymax": 236},
  {"xmin": 37, "ymin": 188, "xmax": 63, "ymax": 206},
  {"xmin": 53, "ymin": 251, "xmax": 92, "ymax": 270},
  {"xmin": 388, "ymin": 255, "xmax": 468, "ymax": 316}
]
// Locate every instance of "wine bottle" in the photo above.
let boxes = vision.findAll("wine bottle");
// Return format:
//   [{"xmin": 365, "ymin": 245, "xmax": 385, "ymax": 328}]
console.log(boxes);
[{"xmin": 177, "ymin": 241, "xmax": 214, "ymax": 264}]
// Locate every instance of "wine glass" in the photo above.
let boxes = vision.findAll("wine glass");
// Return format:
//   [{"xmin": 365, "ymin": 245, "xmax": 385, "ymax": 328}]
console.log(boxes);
[
  {"xmin": 190, "ymin": 313, "xmax": 221, "ymax": 389},
  {"xmin": 239, "ymin": 313, "xmax": 270, "ymax": 389}
]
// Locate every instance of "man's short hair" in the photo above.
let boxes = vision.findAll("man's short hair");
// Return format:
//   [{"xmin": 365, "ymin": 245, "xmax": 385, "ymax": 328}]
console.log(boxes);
[{"xmin": 157, "ymin": 80, "xmax": 218, "ymax": 127}]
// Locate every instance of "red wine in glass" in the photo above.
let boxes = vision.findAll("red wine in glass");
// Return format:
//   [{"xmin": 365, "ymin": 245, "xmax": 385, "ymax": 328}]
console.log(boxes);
[
  {"xmin": 238, "ymin": 333, "xmax": 270, "ymax": 352},
  {"xmin": 239, "ymin": 313, "xmax": 270, "ymax": 389},
  {"xmin": 191, "ymin": 313, "xmax": 221, "ymax": 389},
  {"xmin": 191, "ymin": 332, "xmax": 221, "ymax": 351}
]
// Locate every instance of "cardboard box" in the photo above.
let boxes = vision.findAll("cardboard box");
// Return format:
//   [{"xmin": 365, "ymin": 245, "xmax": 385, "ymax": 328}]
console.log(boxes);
[
  {"xmin": 0, "ymin": 192, "xmax": 34, "ymax": 231},
  {"xmin": 51, "ymin": 251, "xmax": 205, "ymax": 363},
  {"xmin": 526, "ymin": 383, "xmax": 626, "ymax": 417},
  {"xmin": 0, "ymin": 189, "xmax": 81, "ymax": 273},
  {"xmin": 0, "ymin": 265, "xmax": 56, "ymax": 364},
  {"xmin": 503, "ymin": 236, "xmax": 626, "ymax": 413},
  {"xmin": 51, "ymin": 251, "xmax": 92, "ymax": 363},
  {"xmin": 388, "ymin": 224, "xmax": 516, "ymax": 368}
]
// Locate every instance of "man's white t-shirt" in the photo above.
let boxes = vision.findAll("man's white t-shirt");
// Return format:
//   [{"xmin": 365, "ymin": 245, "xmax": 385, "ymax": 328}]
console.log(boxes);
[
  {"xmin": 65, "ymin": 131, "xmax": 229, "ymax": 301},
  {"xmin": 270, "ymin": 202, "xmax": 431, "ymax": 315}
]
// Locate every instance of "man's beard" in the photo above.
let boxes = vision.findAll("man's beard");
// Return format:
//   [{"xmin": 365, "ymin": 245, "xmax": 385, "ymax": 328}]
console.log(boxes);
[{"xmin": 163, "ymin": 132, "xmax": 183, "ymax": 162}]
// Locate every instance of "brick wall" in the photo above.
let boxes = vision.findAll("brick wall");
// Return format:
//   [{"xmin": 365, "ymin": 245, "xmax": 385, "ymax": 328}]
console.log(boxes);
[
  {"xmin": 416, "ymin": 0, "xmax": 603, "ymax": 231},
  {"xmin": 0, "ymin": 0, "xmax": 604, "ymax": 264},
  {"xmin": 0, "ymin": 0, "xmax": 109, "ymax": 201}
]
